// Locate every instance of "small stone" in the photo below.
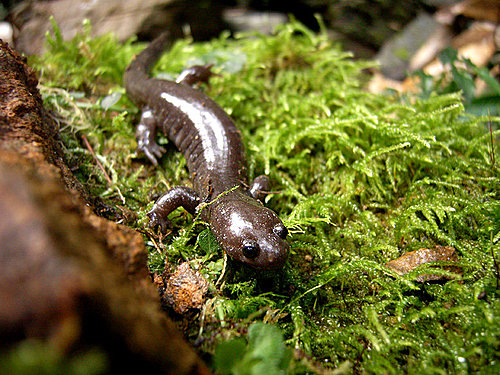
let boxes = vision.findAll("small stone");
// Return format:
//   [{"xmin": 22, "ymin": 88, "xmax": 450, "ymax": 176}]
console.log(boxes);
[{"xmin": 375, "ymin": 12, "xmax": 442, "ymax": 80}]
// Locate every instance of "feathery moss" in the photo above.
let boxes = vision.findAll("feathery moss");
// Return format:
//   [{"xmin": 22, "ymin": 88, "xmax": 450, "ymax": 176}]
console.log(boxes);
[{"xmin": 25, "ymin": 19, "xmax": 500, "ymax": 374}]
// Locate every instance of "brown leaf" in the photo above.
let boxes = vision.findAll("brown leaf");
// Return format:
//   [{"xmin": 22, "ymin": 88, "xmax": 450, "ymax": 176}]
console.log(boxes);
[{"xmin": 386, "ymin": 246, "xmax": 462, "ymax": 282}]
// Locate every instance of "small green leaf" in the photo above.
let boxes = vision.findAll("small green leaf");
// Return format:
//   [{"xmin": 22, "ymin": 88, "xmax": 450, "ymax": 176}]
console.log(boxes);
[
  {"xmin": 439, "ymin": 47, "xmax": 458, "ymax": 66},
  {"xmin": 214, "ymin": 323, "xmax": 291, "ymax": 375},
  {"xmin": 450, "ymin": 66, "xmax": 475, "ymax": 103},
  {"xmin": 466, "ymin": 59, "xmax": 500, "ymax": 95},
  {"xmin": 248, "ymin": 322, "xmax": 285, "ymax": 365},
  {"xmin": 197, "ymin": 228, "xmax": 221, "ymax": 255},
  {"xmin": 100, "ymin": 92, "xmax": 122, "ymax": 109},
  {"xmin": 214, "ymin": 338, "xmax": 247, "ymax": 374}
]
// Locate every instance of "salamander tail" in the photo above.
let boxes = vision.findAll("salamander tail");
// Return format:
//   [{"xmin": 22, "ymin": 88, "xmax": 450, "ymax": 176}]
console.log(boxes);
[{"xmin": 124, "ymin": 32, "xmax": 173, "ymax": 100}]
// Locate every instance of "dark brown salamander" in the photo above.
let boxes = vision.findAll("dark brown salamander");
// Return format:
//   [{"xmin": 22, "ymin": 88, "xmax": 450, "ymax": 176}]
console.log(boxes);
[{"xmin": 124, "ymin": 33, "xmax": 289, "ymax": 269}]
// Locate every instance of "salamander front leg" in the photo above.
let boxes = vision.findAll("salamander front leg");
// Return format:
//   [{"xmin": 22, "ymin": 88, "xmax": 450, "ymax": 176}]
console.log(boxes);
[
  {"xmin": 135, "ymin": 107, "xmax": 166, "ymax": 166},
  {"xmin": 147, "ymin": 186, "xmax": 200, "ymax": 233},
  {"xmin": 249, "ymin": 175, "xmax": 271, "ymax": 202},
  {"xmin": 176, "ymin": 64, "xmax": 220, "ymax": 87}
]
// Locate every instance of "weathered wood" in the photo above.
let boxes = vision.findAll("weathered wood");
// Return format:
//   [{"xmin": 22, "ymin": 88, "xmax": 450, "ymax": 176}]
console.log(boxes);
[{"xmin": 0, "ymin": 39, "xmax": 210, "ymax": 374}]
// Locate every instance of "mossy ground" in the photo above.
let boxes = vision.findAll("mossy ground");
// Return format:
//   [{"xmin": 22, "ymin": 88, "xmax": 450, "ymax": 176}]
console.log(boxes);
[{"xmin": 22, "ymin": 18, "xmax": 500, "ymax": 374}]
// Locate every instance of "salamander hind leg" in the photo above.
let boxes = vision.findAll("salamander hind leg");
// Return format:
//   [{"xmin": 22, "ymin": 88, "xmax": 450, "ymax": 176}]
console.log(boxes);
[
  {"xmin": 147, "ymin": 186, "xmax": 200, "ymax": 233},
  {"xmin": 135, "ymin": 107, "xmax": 166, "ymax": 166},
  {"xmin": 249, "ymin": 175, "xmax": 271, "ymax": 202}
]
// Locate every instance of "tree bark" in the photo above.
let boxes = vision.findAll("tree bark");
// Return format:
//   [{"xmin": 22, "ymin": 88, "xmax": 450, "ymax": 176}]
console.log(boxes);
[{"xmin": 0, "ymin": 39, "xmax": 210, "ymax": 374}]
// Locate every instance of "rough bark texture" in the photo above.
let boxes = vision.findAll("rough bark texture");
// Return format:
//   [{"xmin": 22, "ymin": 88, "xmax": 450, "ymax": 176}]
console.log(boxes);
[{"xmin": 0, "ymin": 39, "xmax": 210, "ymax": 374}]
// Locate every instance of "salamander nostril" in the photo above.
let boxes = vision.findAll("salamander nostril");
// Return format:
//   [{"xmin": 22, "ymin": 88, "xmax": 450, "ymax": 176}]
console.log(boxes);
[
  {"xmin": 242, "ymin": 242, "xmax": 260, "ymax": 259},
  {"xmin": 273, "ymin": 224, "xmax": 288, "ymax": 239}
]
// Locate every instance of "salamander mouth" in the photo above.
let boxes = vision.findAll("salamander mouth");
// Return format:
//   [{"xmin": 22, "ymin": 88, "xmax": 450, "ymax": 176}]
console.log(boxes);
[
  {"xmin": 247, "ymin": 243, "xmax": 289, "ymax": 270},
  {"xmin": 256, "ymin": 258, "xmax": 288, "ymax": 270}
]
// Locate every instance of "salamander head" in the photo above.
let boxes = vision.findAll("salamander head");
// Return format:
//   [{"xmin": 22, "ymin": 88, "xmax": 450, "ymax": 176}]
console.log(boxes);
[{"xmin": 210, "ymin": 195, "xmax": 289, "ymax": 270}]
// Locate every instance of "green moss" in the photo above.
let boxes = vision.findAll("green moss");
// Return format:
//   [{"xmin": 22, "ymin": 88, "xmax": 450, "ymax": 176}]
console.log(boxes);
[
  {"xmin": 0, "ymin": 339, "xmax": 107, "ymax": 375},
  {"xmin": 30, "ymin": 19, "xmax": 499, "ymax": 374}
]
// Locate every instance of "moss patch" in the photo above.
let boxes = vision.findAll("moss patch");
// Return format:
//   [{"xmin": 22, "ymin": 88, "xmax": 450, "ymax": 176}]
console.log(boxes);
[{"xmin": 29, "ymin": 18, "xmax": 499, "ymax": 374}]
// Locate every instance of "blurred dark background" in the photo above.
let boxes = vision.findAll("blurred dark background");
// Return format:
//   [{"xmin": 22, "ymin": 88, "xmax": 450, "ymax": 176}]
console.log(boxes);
[
  {"xmin": 0, "ymin": 1, "xmax": 498, "ymax": 85},
  {"xmin": 0, "ymin": 0, "xmax": 459, "ymax": 56}
]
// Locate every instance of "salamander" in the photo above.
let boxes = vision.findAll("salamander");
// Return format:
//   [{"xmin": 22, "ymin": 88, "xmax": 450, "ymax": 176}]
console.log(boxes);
[{"xmin": 124, "ymin": 33, "xmax": 289, "ymax": 269}]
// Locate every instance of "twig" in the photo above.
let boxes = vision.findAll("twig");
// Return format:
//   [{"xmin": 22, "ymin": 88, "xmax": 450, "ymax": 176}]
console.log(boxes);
[
  {"xmin": 81, "ymin": 134, "xmax": 112, "ymax": 185},
  {"xmin": 491, "ymin": 233, "xmax": 499, "ymax": 290},
  {"xmin": 215, "ymin": 252, "xmax": 228, "ymax": 288},
  {"xmin": 488, "ymin": 119, "xmax": 495, "ymax": 168},
  {"xmin": 137, "ymin": 227, "xmax": 170, "ymax": 256},
  {"xmin": 353, "ymin": 339, "xmax": 369, "ymax": 373}
]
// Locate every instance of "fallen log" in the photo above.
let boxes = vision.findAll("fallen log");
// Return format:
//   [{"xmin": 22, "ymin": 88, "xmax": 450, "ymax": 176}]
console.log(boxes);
[{"xmin": 0, "ymin": 39, "xmax": 210, "ymax": 374}]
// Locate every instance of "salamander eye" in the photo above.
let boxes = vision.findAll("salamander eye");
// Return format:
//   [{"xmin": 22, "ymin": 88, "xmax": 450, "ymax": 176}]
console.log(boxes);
[
  {"xmin": 273, "ymin": 224, "xmax": 288, "ymax": 239},
  {"xmin": 242, "ymin": 241, "xmax": 260, "ymax": 259}
]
